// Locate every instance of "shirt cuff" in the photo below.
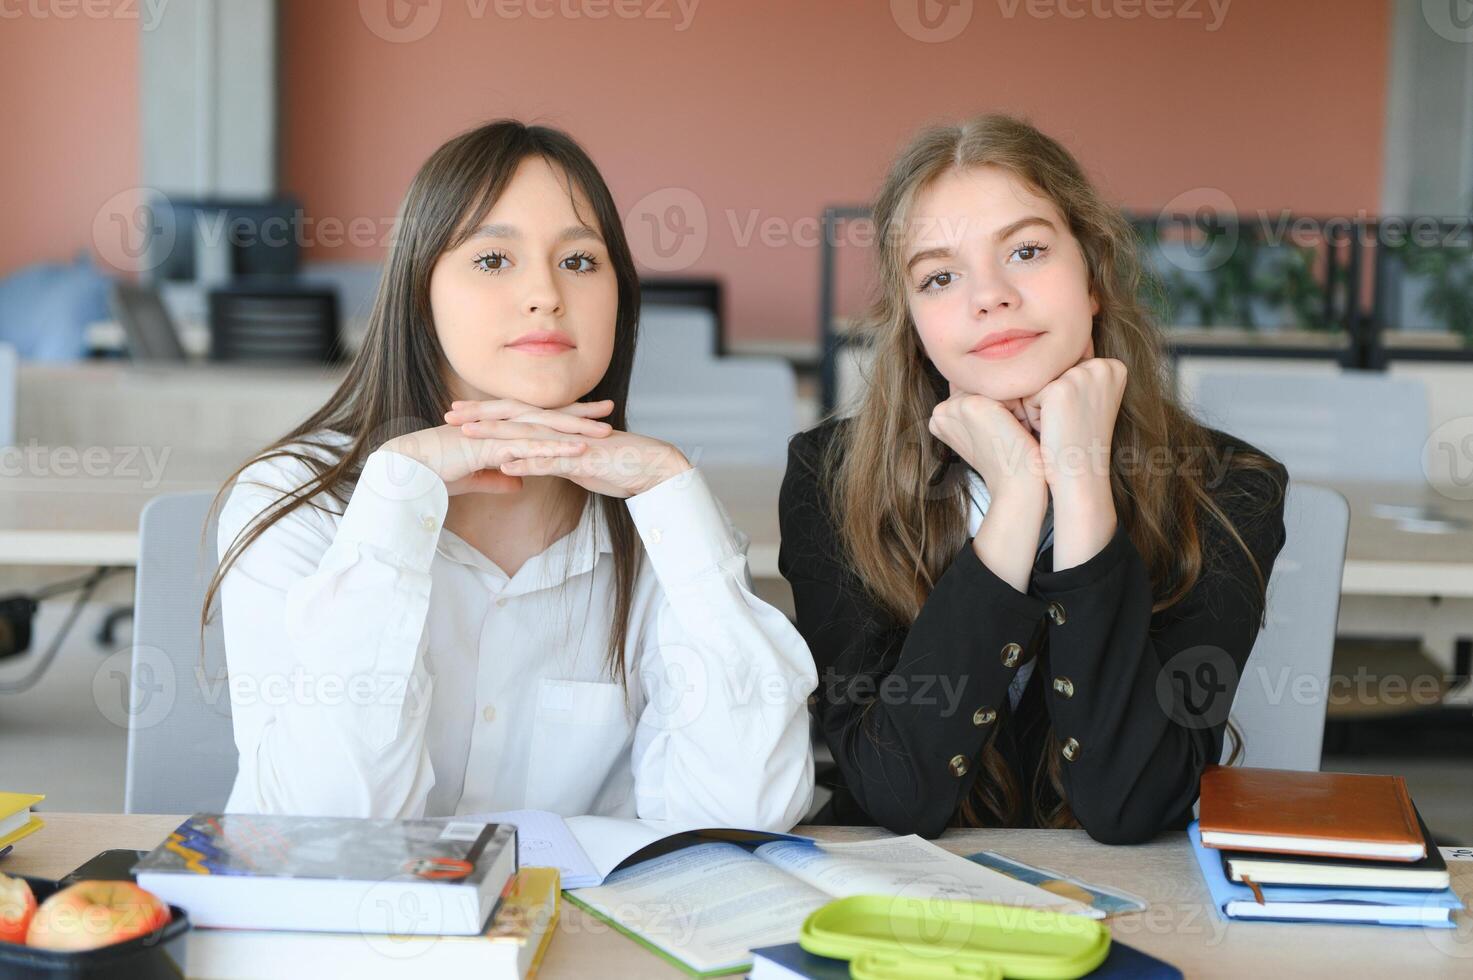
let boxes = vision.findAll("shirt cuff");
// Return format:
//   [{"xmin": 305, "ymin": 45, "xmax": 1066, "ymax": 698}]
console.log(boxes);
[
  {"xmin": 625, "ymin": 466, "xmax": 742, "ymax": 586},
  {"xmin": 334, "ymin": 449, "xmax": 449, "ymax": 570},
  {"xmin": 1031, "ymin": 521, "xmax": 1136, "ymax": 596}
]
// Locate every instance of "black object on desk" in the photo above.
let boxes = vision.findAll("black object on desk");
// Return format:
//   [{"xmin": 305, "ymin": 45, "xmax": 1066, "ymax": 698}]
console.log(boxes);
[{"xmin": 208, "ymin": 285, "xmax": 341, "ymax": 364}]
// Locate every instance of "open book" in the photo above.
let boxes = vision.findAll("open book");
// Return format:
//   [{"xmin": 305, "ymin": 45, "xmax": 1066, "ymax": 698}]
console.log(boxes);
[
  {"xmin": 450, "ymin": 809, "xmax": 813, "ymax": 888},
  {"xmin": 563, "ymin": 834, "xmax": 1101, "ymax": 977}
]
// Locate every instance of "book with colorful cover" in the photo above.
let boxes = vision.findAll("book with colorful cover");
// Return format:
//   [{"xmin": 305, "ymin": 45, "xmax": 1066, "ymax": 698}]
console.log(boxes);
[
  {"xmin": 0, "ymin": 793, "xmax": 44, "ymax": 855},
  {"xmin": 133, "ymin": 813, "xmax": 517, "ymax": 934}
]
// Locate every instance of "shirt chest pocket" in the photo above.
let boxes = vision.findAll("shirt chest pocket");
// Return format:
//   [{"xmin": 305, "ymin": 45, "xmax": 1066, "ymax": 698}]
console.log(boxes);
[{"xmin": 522, "ymin": 678, "xmax": 634, "ymax": 814}]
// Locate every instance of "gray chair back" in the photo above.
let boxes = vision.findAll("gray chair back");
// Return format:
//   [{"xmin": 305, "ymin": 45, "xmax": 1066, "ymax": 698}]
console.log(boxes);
[
  {"xmin": 628, "ymin": 346, "xmax": 798, "ymax": 467},
  {"xmin": 0, "ymin": 342, "xmax": 16, "ymax": 446},
  {"xmin": 124, "ymin": 492, "xmax": 238, "ymax": 813},
  {"xmin": 1189, "ymin": 371, "xmax": 1429, "ymax": 482},
  {"xmin": 631, "ymin": 307, "xmax": 718, "ymax": 376},
  {"xmin": 1221, "ymin": 482, "xmax": 1349, "ymax": 770}
]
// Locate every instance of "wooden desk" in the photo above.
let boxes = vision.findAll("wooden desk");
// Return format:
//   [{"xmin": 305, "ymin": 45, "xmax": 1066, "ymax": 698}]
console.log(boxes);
[{"xmin": 7, "ymin": 814, "xmax": 1471, "ymax": 978}]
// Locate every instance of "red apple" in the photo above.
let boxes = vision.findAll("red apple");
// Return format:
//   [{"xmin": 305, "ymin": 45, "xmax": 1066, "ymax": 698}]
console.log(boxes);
[
  {"xmin": 24, "ymin": 880, "xmax": 171, "ymax": 951},
  {"xmin": 0, "ymin": 873, "xmax": 36, "ymax": 944}
]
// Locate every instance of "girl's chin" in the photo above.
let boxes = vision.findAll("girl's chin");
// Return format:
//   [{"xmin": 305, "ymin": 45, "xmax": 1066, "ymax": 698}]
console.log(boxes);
[{"xmin": 950, "ymin": 367, "xmax": 1055, "ymax": 403}]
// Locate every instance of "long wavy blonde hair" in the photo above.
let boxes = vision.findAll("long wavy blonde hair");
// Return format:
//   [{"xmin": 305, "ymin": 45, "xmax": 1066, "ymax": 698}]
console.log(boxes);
[{"xmin": 827, "ymin": 113, "xmax": 1279, "ymax": 829}]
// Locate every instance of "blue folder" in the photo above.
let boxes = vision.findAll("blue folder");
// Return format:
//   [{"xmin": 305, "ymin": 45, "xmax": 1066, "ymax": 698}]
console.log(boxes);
[{"xmin": 1188, "ymin": 821, "xmax": 1462, "ymax": 928}]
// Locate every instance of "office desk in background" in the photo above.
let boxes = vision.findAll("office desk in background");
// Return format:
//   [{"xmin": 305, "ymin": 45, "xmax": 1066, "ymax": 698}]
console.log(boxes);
[
  {"xmin": 9, "ymin": 359, "xmax": 1473, "ymax": 666},
  {"xmin": 8, "ymin": 813, "xmax": 1472, "ymax": 979},
  {"xmin": 3, "ymin": 452, "xmax": 1473, "ymax": 597}
]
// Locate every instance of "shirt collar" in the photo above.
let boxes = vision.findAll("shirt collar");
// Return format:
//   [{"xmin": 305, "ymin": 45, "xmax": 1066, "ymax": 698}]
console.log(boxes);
[{"xmin": 435, "ymin": 492, "xmax": 614, "ymax": 597}]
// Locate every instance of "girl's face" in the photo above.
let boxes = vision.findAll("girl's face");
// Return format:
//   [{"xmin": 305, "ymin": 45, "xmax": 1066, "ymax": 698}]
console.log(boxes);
[
  {"xmin": 902, "ymin": 165, "xmax": 1099, "ymax": 402},
  {"xmin": 429, "ymin": 156, "xmax": 618, "ymax": 408}
]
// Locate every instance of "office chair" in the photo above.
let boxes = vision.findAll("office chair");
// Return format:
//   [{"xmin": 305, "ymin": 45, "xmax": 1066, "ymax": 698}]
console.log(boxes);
[{"xmin": 124, "ymin": 492, "xmax": 238, "ymax": 813}]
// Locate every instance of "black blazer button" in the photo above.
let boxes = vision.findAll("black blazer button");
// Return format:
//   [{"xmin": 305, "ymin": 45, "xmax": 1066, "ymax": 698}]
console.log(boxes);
[
  {"xmin": 948, "ymin": 754, "xmax": 970, "ymax": 777},
  {"xmin": 1047, "ymin": 601, "xmax": 1067, "ymax": 625},
  {"xmin": 1001, "ymin": 642, "xmax": 1023, "ymax": 667}
]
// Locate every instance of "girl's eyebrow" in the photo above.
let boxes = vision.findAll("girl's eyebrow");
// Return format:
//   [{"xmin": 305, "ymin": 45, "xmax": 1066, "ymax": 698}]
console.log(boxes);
[
  {"xmin": 991, "ymin": 215, "xmax": 1056, "ymax": 241},
  {"xmin": 469, "ymin": 222, "xmax": 603, "ymax": 244},
  {"xmin": 904, "ymin": 215, "xmax": 1057, "ymax": 271},
  {"xmin": 906, "ymin": 245, "xmax": 953, "ymax": 273}
]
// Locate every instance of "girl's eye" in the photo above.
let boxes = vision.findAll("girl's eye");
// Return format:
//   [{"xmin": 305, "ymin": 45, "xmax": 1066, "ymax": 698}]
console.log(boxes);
[
  {"xmin": 472, "ymin": 251, "xmax": 509, "ymax": 274},
  {"xmin": 1011, "ymin": 241, "xmax": 1049, "ymax": 262},
  {"xmin": 561, "ymin": 251, "xmax": 600, "ymax": 274},
  {"xmin": 916, "ymin": 270, "xmax": 955, "ymax": 293}
]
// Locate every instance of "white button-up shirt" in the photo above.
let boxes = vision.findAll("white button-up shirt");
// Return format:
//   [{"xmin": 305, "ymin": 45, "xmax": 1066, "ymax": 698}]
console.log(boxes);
[{"xmin": 216, "ymin": 432, "xmax": 817, "ymax": 830}]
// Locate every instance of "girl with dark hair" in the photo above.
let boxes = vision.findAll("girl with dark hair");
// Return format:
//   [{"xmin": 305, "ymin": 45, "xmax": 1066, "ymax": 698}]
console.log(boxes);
[{"xmin": 207, "ymin": 121, "xmax": 816, "ymax": 826}]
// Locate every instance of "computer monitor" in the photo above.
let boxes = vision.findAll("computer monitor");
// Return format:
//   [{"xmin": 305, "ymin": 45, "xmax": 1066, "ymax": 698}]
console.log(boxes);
[
  {"xmin": 109, "ymin": 282, "xmax": 188, "ymax": 361},
  {"xmin": 145, "ymin": 196, "xmax": 303, "ymax": 284}
]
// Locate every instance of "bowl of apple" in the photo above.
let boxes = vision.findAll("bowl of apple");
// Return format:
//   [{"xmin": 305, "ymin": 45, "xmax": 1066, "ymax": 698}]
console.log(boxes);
[{"xmin": 0, "ymin": 872, "xmax": 189, "ymax": 978}]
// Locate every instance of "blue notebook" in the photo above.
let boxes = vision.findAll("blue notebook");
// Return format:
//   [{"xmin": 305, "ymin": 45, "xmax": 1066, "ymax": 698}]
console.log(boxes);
[
  {"xmin": 749, "ymin": 938, "xmax": 1183, "ymax": 979},
  {"xmin": 1189, "ymin": 821, "xmax": 1462, "ymax": 928}
]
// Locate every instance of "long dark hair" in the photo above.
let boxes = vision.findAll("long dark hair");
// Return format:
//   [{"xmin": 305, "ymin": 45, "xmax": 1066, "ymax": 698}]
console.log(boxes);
[{"xmin": 201, "ymin": 120, "xmax": 645, "ymax": 684}]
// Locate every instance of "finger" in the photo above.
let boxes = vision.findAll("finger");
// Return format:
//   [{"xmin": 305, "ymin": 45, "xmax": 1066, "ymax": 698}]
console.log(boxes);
[
  {"xmin": 445, "ymin": 398, "xmax": 543, "ymax": 423},
  {"xmin": 487, "ymin": 439, "xmax": 589, "ymax": 467},
  {"xmin": 446, "ymin": 400, "xmax": 614, "ymax": 428},
  {"xmin": 507, "ymin": 408, "xmax": 613, "ymax": 437},
  {"xmin": 458, "ymin": 417, "xmax": 606, "ymax": 440},
  {"xmin": 554, "ymin": 399, "xmax": 615, "ymax": 418},
  {"xmin": 501, "ymin": 455, "xmax": 582, "ymax": 477}
]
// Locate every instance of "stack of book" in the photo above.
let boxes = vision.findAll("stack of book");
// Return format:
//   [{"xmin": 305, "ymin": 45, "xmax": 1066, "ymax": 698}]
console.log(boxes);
[
  {"xmin": 0, "ymin": 793, "xmax": 44, "ymax": 859},
  {"xmin": 1191, "ymin": 765, "xmax": 1464, "ymax": 927},
  {"xmin": 131, "ymin": 813, "xmax": 556, "ymax": 978}
]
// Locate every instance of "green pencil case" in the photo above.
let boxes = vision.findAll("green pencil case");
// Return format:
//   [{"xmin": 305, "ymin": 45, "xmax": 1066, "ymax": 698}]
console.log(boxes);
[{"xmin": 798, "ymin": 895, "xmax": 1111, "ymax": 980}]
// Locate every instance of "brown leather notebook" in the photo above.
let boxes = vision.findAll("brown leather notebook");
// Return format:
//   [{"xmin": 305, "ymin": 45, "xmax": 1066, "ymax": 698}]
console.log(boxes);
[{"xmin": 1198, "ymin": 765, "xmax": 1426, "ymax": 862}]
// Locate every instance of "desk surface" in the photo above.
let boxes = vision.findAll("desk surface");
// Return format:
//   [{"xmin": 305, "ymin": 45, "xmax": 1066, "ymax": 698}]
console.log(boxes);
[
  {"xmin": 7, "ymin": 813, "xmax": 1472, "ymax": 979},
  {"xmin": 3, "ymin": 456, "xmax": 1473, "ymax": 598}
]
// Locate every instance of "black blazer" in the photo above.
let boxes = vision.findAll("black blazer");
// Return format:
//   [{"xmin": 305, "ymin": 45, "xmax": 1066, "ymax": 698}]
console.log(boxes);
[{"xmin": 778, "ymin": 417, "xmax": 1289, "ymax": 843}]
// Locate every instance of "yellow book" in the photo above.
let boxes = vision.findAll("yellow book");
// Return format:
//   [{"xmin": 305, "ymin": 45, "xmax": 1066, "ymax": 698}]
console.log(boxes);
[{"xmin": 0, "ymin": 793, "xmax": 44, "ymax": 851}]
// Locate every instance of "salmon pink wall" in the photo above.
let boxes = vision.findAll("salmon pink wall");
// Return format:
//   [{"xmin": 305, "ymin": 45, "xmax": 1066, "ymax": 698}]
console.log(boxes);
[
  {"xmin": 6, "ymin": 1, "xmax": 1390, "ymax": 345},
  {"xmin": 1, "ymin": 9, "xmax": 138, "ymax": 276},
  {"xmin": 282, "ymin": 0, "xmax": 1390, "ymax": 343}
]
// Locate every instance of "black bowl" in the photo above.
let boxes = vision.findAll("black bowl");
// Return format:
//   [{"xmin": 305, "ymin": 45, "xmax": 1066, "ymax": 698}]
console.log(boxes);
[{"xmin": 0, "ymin": 876, "xmax": 190, "ymax": 979}]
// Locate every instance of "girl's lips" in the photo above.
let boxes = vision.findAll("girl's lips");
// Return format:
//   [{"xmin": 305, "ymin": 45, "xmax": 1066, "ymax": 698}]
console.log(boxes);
[
  {"xmin": 507, "ymin": 341, "xmax": 575, "ymax": 356},
  {"xmin": 969, "ymin": 333, "xmax": 1041, "ymax": 360}
]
